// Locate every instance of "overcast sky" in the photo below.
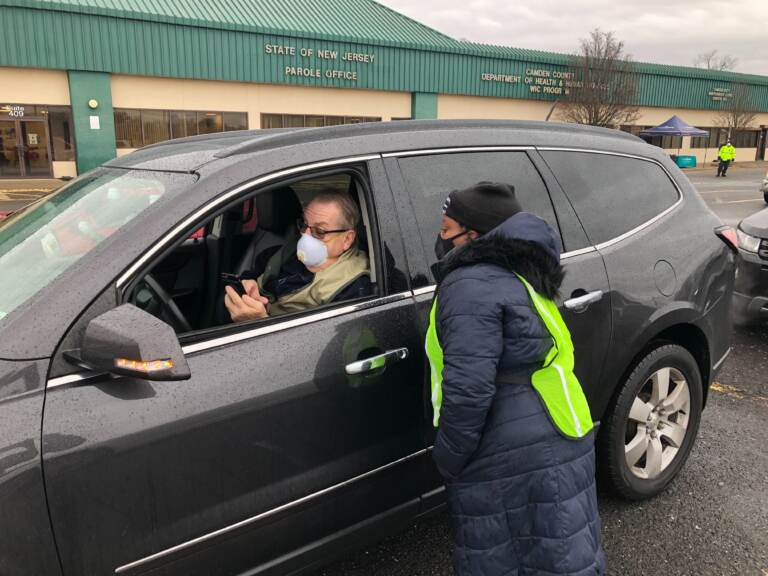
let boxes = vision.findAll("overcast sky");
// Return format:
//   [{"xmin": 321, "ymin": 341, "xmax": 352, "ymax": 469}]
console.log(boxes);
[{"xmin": 377, "ymin": 0, "xmax": 768, "ymax": 76}]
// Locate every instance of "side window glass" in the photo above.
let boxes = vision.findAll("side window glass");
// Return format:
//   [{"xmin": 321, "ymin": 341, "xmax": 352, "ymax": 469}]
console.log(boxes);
[
  {"xmin": 541, "ymin": 151, "xmax": 680, "ymax": 246},
  {"xmin": 397, "ymin": 152, "xmax": 561, "ymax": 275},
  {"xmin": 127, "ymin": 172, "xmax": 379, "ymax": 334}
]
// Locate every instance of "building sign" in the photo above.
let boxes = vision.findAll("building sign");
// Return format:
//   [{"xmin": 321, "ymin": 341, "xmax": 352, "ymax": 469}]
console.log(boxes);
[
  {"xmin": 481, "ymin": 68, "xmax": 577, "ymax": 96},
  {"xmin": 708, "ymin": 87, "xmax": 733, "ymax": 102},
  {"xmin": 1, "ymin": 105, "xmax": 25, "ymax": 117},
  {"xmin": 264, "ymin": 44, "xmax": 376, "ymax": 83}
]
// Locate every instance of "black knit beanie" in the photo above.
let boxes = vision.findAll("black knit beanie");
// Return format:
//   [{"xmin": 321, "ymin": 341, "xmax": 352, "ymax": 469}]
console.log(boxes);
[{"xmin": 442, "ymin": 181, "xmax": 522, "ymax": 234}]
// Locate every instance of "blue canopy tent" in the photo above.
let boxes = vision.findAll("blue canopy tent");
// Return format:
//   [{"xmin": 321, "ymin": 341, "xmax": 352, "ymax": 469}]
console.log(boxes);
[{"xmin": 639, "ymin": 115, "xmax": 710, "ymax": 165}]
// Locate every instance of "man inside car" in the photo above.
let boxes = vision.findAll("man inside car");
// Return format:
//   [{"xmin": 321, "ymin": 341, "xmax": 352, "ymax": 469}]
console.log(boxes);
[{"xmin": 224, "ymin": 191, "xmax": 371, "ymax": 322}]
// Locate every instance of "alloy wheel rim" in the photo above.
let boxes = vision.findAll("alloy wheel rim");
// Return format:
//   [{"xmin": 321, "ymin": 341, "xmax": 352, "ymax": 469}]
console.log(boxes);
[{"xmin": 624, "ymin": 367, "xmax": 691, "ymax": 480}]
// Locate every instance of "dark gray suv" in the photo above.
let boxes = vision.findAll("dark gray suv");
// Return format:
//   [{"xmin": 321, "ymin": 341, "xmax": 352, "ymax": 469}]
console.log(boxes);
[{"xmin": 0, "ymin": 120, "xmax": 735, "ymax": 576}]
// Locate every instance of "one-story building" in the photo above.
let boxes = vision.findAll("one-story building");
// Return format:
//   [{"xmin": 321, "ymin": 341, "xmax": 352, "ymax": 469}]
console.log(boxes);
[{"xmin": 1, "ymin": 0, "xmax": 767, "ymax": 178}]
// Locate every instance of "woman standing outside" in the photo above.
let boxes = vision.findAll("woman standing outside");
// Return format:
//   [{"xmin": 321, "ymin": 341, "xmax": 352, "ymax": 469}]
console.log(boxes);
[{"xmin": 427, "ymin": 182, "xmax": 605, "ymax": 576}]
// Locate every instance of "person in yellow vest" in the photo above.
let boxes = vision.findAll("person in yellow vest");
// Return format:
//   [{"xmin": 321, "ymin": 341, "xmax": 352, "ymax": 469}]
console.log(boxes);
[
  {"xmin": 426, "ymin": 182, "xmax": 604, "ymax": 576},
  {"xmin": 224, "ymin": 191, "xmax": 370, "ymax": 321},
  {"xmin": 717, "ymin": 139, "xmax": 736, "ymax": 177}
]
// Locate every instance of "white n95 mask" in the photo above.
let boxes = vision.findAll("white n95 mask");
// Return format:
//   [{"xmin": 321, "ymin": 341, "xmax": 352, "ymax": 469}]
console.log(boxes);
[{"xmin": 296, "ymin": 233, "xmax": 328, "ymax": 267}]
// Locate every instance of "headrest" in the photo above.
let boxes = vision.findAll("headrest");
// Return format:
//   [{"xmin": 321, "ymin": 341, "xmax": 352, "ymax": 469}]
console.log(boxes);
[{"xmin": 256, "ymin": 187, "xmax": 302, "ymax": 234}]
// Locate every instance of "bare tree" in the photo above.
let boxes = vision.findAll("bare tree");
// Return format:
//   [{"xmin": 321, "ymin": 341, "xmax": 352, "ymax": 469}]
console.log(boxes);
[
  {"xmin": 693, "ymin": 50, "xmax": 738, "ymax": 71},
  {"xmin": 715, "ymin": 83, "xmax": 758, "ymax": 137},
  {"xmin": 558, "ymin": 29, "xmax": 640, "ymax": 128}
]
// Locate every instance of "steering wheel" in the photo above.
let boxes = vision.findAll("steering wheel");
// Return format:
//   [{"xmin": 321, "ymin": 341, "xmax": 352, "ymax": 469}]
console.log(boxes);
[{"xmin": 135, "ymin": 273, "xmax": 192, "ymax": 333}]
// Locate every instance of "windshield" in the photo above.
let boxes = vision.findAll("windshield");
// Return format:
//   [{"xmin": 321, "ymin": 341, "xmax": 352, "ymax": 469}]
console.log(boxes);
[{"xmin": 0, "ymin": 168, "xmax": 196, "ymax": 322}]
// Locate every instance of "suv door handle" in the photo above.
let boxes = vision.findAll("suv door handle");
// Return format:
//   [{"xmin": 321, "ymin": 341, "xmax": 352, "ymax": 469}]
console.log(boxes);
[
  {"xmin": 345, "ymin": 348, "xmax": 409, "ymax": 375},
  {"xmin": 564, "ymin": 290, "xmax": 604, "ymax": 312}
]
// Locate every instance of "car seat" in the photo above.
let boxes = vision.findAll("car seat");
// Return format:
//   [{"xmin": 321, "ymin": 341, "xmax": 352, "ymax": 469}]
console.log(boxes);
[{"xmin": 235, "ymin": 186, "xmax": 302, "ymax": 276}]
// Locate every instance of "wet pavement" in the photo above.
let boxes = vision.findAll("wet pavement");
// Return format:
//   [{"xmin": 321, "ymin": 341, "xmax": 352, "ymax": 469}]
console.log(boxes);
[{"xmin": 687, "ymin": 165, "xmax": 766, "ymax": 226}]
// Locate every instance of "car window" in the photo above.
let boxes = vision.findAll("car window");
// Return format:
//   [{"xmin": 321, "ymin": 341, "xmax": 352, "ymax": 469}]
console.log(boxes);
[
  {"xmin": 0, "ymin": 168, "xmax": 194, "ymax": 323},
  {"xmin": 397, "ymin": 151, "xmax": 561, "ymax": 276},
  {"xmin": 128, "ymin": 172, "xmax": 380, "ymax": 334},
  {"xmin": 541, "ymin": 151, "xmax": 680, "ymax": 246}
]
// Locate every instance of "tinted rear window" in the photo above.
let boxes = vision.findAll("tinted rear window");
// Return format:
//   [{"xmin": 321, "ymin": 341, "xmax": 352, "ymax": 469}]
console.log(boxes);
[
  {"xmin": 398, "ymin": 151, "xmax": 560, "ymax": 274},
  {"xmin": 541, "ymin": 151, "xmax": 680, "ymax": 245}
]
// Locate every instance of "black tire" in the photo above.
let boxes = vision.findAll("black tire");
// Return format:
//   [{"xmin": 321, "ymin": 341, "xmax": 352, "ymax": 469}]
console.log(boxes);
[{"xmin": 598, "ymin": 344, "xmax": 703, "ymax": 500}]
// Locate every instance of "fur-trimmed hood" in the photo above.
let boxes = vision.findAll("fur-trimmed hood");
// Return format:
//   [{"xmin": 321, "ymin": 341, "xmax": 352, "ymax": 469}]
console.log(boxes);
[{"xmin": 438, "ymin": 212, "xmax": 565, "ymax": 299}]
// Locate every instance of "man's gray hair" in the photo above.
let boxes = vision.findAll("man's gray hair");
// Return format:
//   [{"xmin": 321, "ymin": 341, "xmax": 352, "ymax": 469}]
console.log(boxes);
[{"xmin": 310, "ymin": 190, "xmax": 361, "ymax": 230}]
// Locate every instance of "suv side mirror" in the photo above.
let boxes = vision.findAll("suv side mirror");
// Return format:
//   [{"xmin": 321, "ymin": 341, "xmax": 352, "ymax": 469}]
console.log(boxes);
[{"xmin": 66, "ymin": 304, "xmax": 191, "ymax": 381}]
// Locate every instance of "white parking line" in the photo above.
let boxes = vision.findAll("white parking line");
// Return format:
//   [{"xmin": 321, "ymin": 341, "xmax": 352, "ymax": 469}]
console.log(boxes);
[
  {"xmin": 698, "ymin": 192, "xmax": 759, "ymax": 197},
  {"xmin": 717, "ymin": 199, "xmax": 765, "ymax": 204}
]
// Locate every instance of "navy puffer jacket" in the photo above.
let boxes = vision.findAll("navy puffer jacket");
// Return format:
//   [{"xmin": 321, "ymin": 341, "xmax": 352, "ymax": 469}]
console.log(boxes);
[{"xmin": 432, "ymin": 212, "xmax": 605, "ymax": 576}]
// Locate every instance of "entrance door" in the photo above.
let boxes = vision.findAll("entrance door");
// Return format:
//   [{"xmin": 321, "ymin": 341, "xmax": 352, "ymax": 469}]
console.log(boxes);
[
  {"xmin": 0, "ymin": 121, "xmax": 21, "ymax": 177},
  {"xmin": 0, "ymin": 119, "xmax": 52, "ymax": 177},
  {"xmin": 19, "ymin": 120, "xmax": 52, "ymax": 176}
]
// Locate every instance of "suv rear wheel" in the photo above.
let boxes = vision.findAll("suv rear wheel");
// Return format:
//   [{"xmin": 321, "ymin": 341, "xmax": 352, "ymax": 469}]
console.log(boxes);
[{"xmin": 599, "ymin": 344, "xmax": 703, "ymax": 500}]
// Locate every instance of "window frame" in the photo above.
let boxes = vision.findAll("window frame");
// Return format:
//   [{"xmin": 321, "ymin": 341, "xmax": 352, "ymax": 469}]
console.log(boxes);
[{"xmin": 117, "ymin": 157, "xmax": 401, "ymax": 348}]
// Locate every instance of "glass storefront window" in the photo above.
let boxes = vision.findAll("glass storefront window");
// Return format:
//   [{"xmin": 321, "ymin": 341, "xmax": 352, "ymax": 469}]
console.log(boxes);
[
  {"xmin": 733, "ymin": 130, "xmax": 758, "ymax": 148},
  {"xmin": 0, "ymin": 104, "xmax": 76, "ymax": 164},
  {"xmin": 114, "ymin": 109, "xmax": 247, "ymax": 148},
  {"xmin": 142, "ymin": 110, "xmax": 170, "ymax": 145},
  {"xmin": 36, "ymin": 105, "xmax": 75, "ymax": 162},
  {"xmin": 283, "ymin": 115, "xmax": 306, "ymax": 128},
  {"xmin": 115, "ymin": 109, "xmax": 142, "ymax": 148},
  {"xmin": 184, "ymin": 111, "xmax": 198, "ymax": 139},
  {"xmin": 223, "ymin": 112, "xmax": 248, "ymax": 131},
  {"xmin": 260, "ymin": 113, "xmax": 381, "ymax": 128},
  {"xmin": 197, "ymin": 112, "xmax": 222, "ymax": 135},
  {"xmin": 170, "ymin": 111, "xmax": 187, "ymax": 139},
  {"xmin": 690, "ymin": 133, "xmax": 710, "ymax": 149},
  {"xmin": 691, "ymin": 128, "xmax": 728, "ymax": 149},
  {"xmin": 261, "ymin": 114, "xmax": 283, "ymax": 129}
]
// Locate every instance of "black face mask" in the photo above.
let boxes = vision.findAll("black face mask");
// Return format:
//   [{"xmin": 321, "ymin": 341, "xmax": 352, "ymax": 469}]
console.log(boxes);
[{"xmin": 434, "ymin": 230, "xmax": 468, "ymax": 261}]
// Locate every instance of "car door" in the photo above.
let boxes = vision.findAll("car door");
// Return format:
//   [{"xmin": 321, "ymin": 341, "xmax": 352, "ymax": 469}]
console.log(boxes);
[
  {"xmin": 538, "ymin": 149, "xmax": 684, "ymax": 416},
  {"xmin": 528, "ymin": 150, "xmax": 613, "ymax": 410},
  {"xmin": 41, "ymin": 159, "xmax": 426, "ymax": 576},
  {"xmin": 384, "ymin": 148, "xmax": 612, "ymax": 501}
]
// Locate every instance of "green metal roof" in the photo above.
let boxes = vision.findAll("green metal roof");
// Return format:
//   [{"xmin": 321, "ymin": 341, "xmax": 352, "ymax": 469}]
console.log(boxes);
[
  {"xmin": 5, "ymin": 0, "xmax": 768, "ymax": 86},
  {"xmin": 2, "ymin": 0, "xmax": 768, "ymax": 110},
  {"xmin": 2, "ymin": 0, "xmax": 463, "ymax": 50}
]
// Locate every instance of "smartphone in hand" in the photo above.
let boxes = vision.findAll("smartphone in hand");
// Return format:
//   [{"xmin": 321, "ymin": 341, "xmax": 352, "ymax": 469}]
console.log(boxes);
[{"xmin": 220, "ymin": 273, "xmax": 247, "ymax": 296}]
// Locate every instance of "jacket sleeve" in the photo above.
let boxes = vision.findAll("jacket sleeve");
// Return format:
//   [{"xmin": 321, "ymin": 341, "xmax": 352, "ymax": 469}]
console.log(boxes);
[{"xmin": 432, "ymin": 274, "xmax": 504, "ymax": 479}]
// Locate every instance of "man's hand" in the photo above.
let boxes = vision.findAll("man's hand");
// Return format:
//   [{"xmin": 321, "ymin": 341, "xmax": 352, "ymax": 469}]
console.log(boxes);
[{"xmin": 224, "ymin": 280, "xmax": 270, "ymax": 322}]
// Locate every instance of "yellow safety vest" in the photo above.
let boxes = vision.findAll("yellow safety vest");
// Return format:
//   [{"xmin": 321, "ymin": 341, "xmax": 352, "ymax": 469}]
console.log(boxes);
[{"xmin": 426, "ymin": 273, "xmax": 594, "ymax": 439}]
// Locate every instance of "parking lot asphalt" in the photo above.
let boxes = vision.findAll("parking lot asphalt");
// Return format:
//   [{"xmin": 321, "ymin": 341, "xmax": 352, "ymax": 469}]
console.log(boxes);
[
  {"xmin": 318, "ymin": 166, "xmax": 768, "ymax": 576},
  {"xmin": 687, "ymin": 165, "xmax": 767, "ymax": 226},
  {"xmin": 0, "ymin": 179, "xmax": 61, "ymax": 213}
]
